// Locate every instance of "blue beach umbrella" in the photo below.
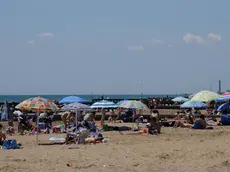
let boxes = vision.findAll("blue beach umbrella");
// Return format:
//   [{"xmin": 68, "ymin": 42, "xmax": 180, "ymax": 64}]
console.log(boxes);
[
  {"xmin": 180, "ymin": 100, "xmax": 208, "ymax": 109},
  {"xmin": 91, "ymin": 100, "xmax": 117, "ymax": 108},
  {"xmin": 172, "ymin": 96, "xmax": 189, "ymax": 102},
  {"xmin": 215, "ymin": 96, "xmax": 230, "ymax": 102},
  {"xmin": 59, "ymin": 96, "xmax": 87, "ymax": 104},
  {"xmin": 217, "ymin": 103, "xmax": 230, "ymax": 112}
]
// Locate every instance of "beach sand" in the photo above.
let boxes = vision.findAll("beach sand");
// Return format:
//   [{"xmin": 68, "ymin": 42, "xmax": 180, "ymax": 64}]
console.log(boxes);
[{"xmin": 1, "ymin": 123, "xmax": 230, "ymax": 172}]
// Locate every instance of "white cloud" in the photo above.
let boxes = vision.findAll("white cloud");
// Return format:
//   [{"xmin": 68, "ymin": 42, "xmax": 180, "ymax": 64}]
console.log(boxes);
[
  {"xmin": 28, "ymin": 40, "xmax": 35, "ymax": 44},
  {"xmin": 183, "ymin": 33, "xmax": 204, "ymax": 44},
  {"xmin": 37, "ymin": 32, "xmax": 54, "ymax": 37},
  {"xmin": 208, "ymin": 33, "xmax": 221, "ymax": 41},
  {"xmin": 150, "ymin": 39, "xmax": 164, "ymax": 45},
  {"xmin": 128, "ymin": 45, "xmax": 144, "ymax": 51}
]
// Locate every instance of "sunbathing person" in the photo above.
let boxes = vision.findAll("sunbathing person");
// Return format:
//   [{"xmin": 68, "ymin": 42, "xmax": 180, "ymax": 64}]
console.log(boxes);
[{"xmin": 173, "ymin": 114, "xmax": 194, "ymax": 128}]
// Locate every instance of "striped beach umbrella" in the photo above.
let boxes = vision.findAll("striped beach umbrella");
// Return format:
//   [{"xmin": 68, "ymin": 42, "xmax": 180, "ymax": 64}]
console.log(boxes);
[
  {"xmin": 16, "ymin": 97, "xmax": 58, "ymax": 112},
  {"xmin": 90, "ymin": 100, "xmax": 117, "ymax": 108},
  {"xmin": 118, "ymin": 100, "xmax": 149, "ymax": 111}
]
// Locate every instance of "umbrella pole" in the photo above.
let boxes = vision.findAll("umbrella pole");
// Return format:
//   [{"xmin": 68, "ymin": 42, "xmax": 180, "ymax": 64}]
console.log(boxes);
[{"xmin": 36, "ymin": 112, "xmax": 39, "ymax": 145}]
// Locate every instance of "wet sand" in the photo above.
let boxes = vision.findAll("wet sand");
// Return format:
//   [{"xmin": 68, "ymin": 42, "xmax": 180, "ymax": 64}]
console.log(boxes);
[{"xmin": 1, "ymin": 122, "xmax": 230, "ymax": 172}]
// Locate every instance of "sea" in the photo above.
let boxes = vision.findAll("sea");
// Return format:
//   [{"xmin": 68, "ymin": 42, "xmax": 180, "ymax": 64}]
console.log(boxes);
[{"xmin": 0, "ymin": 94, "xmax": 188, "ymax": 102}]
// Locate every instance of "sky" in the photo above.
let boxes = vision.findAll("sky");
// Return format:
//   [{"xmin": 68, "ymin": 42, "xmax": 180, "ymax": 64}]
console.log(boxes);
[{"xmin": 0, "ymin": 0, "xmax": 230, "ymax": 95}]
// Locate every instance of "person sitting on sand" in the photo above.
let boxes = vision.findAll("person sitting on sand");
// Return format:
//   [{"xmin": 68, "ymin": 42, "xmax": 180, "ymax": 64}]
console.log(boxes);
[
  {"xmin": 173, "ymin": 113, "xmax": 194, "ymax": 128},
  {"xmin": 147, "ymin": 115, "xmax": 161, "ymax": 134},
  {"xmin": 219, "ymin": 110, "xmax": 230, "ymax": 125},
  {"xmin": 192, "ymin": 115, "xmax": 207, "ymax": 129}
]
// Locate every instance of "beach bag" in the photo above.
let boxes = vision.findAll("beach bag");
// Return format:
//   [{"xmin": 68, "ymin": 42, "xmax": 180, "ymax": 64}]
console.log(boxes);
[{"xmin": 2, "ymin": 139, "xmax": 19, "ymax": 149}]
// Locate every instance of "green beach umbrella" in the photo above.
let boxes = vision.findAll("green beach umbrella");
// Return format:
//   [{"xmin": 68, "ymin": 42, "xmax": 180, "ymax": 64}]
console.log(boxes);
[{"xmin": 191, "ymin": 90, "xmax": 220, "ymax": 102}]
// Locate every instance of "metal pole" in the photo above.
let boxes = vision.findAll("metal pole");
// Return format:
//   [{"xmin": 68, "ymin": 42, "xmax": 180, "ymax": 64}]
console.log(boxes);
[{"xmin": 36, "ymin": 112, "xmax": 39, "ymax": 145}]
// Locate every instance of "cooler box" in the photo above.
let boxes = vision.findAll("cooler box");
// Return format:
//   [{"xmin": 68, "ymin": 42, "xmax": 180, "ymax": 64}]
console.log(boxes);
[{"xmin": 39, "ymin": 123, "xmax": 45, "ymax": 130}]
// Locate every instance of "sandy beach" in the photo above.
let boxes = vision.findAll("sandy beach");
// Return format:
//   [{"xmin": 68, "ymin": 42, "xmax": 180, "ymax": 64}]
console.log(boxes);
[{"xmin": 1, "ymin": 122, "xmax": 230, "ymax": 172}]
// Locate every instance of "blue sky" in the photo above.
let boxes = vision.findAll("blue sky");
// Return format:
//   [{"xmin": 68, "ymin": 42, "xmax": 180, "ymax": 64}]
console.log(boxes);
[{"xmin": 0, "ymin": 0, "xmax": 230, "ymax": 95}]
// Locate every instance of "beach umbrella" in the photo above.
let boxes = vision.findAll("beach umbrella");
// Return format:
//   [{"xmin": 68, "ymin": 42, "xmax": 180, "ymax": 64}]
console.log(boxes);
[
  {"xmin": 15, "ymin": 96, "xmax": 59, "ymax": 145},
  {"xmin": 61, "ymin": 102, "xmax": 92, "ymax": 126},
  {"xmin": 215, "ymin": 96, "xmax": 230, "ymax": 102},
  {"xmin": 16, "ymin": 97, "xmax": 58, "ymax": 112},
  {"xmin": 116, "ymin": 100, "xmax": 129, "ymax": 106},
  {"xmin": 217, "ymin": 103, "xmax": 230, "ymax": 112},
  {"xmin": 215, "ymin": 92, "xmax": 230, "ymax": 102},
  {"xmin": 1, "ymin": 99, "xmax": 8, "ymax": 121},
  {"xmin": 61, "ymin": 102, "xmax": 91, "ymax": 111},
  {"xmin": 118, "ymin": 100, "xmax": 149, "ymax": 111},
  {"xmin": 90, "ymin": 100, "xmax": 117, "ymax": 108},
  {"xmin": 180, "ymin": 100, "xmax": 208, "ymax": 109},
  {"xmin": 221, "ymin": 92, "xmax": 230, "ymax": 97},
  {"xmin": 191, "ymin": 90, "xmax": 220, "ymax": 102},
  {"xmin": 172, "ymin": 96, "xmax": 189, "ymax": 102},
  {"xmin": 59, "ymin": 96, "xmax": 87, "ymax": 104}
]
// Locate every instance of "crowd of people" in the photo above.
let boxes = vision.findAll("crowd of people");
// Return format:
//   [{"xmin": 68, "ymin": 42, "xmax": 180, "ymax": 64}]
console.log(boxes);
[
  {"xmin": 146, "ymin": 97, "xmax": 176, "ymax": 109},
  {"xmin": 1, "ymin": 100, "xmax": 230, "ymax": 147}
]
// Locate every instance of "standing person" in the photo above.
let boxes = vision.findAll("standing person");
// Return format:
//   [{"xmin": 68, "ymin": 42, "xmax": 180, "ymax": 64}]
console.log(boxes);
[
  {"xmin": 116, "ymin": 108, "xmax": 122, "ymax": 122},
  {"xmin": 8, "ymin": 105, "xmax": 14, "ymax": 127},
  {"xmin": 100, "ymin": 108, "xmax": 106, "ymax": 127},
  {"xmin": 61, "ymin": 111, "xmax": 75, "ymax": 130},
  {"xmin": 13, "ymin": 110, "xmax": 23, "ymax": 133}
]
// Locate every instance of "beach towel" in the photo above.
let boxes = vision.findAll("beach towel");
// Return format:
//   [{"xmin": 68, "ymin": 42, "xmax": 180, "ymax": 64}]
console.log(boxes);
[
  {"xmin": 2, "ymin": 139, "xmax": 20, "ymax": 150},
  {"xmin": 49, "ymin": 137, "xmax": 65, "ymax": 141}
]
